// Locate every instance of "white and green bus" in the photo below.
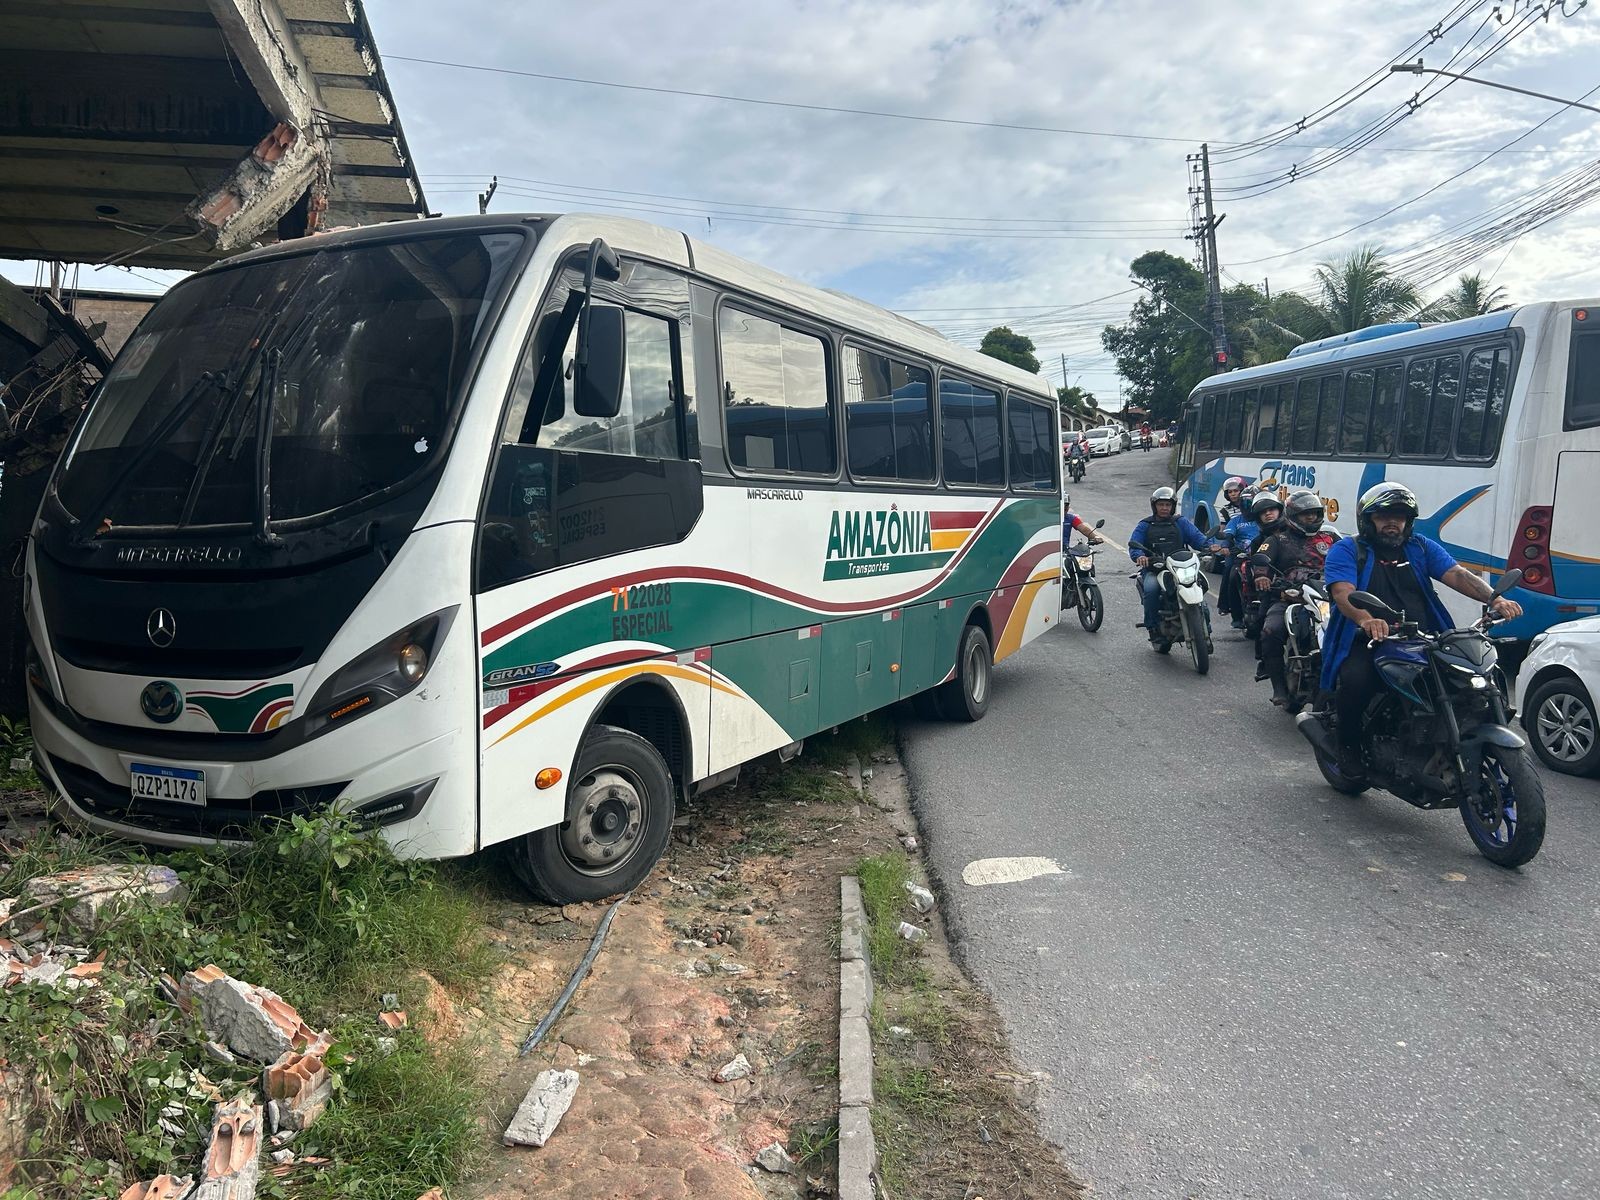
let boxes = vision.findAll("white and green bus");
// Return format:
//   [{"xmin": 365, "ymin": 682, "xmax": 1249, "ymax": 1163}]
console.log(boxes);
[{"xmin": 26, "ymin": 213, "xmax": 1063, "ymax": 901}]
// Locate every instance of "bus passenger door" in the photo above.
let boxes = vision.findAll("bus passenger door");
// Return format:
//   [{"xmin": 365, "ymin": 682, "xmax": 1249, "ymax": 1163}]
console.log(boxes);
[{"xmin": 1550, "ymin": 451, "xmax": 1600, "ymax": 598}]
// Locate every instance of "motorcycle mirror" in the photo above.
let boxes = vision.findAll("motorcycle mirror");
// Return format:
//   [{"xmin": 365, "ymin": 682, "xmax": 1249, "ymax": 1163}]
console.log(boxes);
[
  {"xmin": 1348, "ymin": 590, "xmax": 1400, "ymax": 621},
  {"xmin": 1491, "ymin": 567, "xmax": 1524, "ymax": 598},
  {"xmin": 1094, "ymin": 519, "xmax": 1105, "ymax": 529}
]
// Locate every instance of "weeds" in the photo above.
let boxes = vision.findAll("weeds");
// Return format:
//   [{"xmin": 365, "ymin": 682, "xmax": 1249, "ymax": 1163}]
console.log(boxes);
[
  {"xmin": 854, "ymin": 851, "xmax": 919, "ymax": 984},
  {"xmin": 0, "ymin": 809, "xmax": 492, "ymax": 1199},
  {"xmin": 790, "ymin": 1118, "xmax": 840, "ymax": 1170}
]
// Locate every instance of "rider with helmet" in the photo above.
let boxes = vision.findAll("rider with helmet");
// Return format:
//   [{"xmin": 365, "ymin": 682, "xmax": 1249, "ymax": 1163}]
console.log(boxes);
[
  {"xmin": 1320, "ymin": 483, "xmax": 1524, "ymax": 766},
  {"xmin": 1129, "ymin": 487, "xmax": 1210, "ymax": 642},
  {"xmin": 1252, "ymin": 491, "xmax": 1338, "ymax": 706},
  {"xmin": 1217, "ymin": 477, "xmax": 1248, "ymax": 525},
  {"xmin": 1226, "ymin": 491, "xmax": 1284, "ymax": 628},
  {"xmin": 1212, "ymin": 486, "xmax": 1264, "ymax": 627}
]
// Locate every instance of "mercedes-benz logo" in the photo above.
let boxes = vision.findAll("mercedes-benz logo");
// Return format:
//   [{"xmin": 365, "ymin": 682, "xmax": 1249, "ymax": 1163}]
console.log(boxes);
[
  {"xmin": 147, "ymin": 608, "xmax": 176, "ymax": 648},
  {"xmin": 140, "ymin": 680, "xmax": 183, "ymax": 724}
]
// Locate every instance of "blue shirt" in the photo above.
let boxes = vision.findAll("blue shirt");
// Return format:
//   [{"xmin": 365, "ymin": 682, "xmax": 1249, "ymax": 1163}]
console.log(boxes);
[
  {"xmin": 1320, "ymin": 534, "xmax": 1458, "ymax": 690},
  {"xmin": 1128, "ymin": 515, "xmax": 1208, "ymax": 564}
]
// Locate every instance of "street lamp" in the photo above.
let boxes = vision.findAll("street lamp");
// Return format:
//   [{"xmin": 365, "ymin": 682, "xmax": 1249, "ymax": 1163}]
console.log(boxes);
[{"xmin": 1389, "ymin": 60, "xmax": 1600, "ymax": 117}]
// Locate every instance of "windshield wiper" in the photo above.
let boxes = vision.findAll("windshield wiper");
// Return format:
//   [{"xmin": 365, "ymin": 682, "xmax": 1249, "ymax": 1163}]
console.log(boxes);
[
  {"xmin": 253, "ymin": 348, "xmax": 282, "ymax": 547},
  {"xmin": 73, "ymin": 368, "xmax": 231, "ymax": 544}
]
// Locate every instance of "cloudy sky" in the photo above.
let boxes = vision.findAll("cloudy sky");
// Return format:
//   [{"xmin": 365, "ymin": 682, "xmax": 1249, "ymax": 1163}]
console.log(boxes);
[{"xmin": 11, "ymin": 0, "xmax": 1600, "ymax": 403}]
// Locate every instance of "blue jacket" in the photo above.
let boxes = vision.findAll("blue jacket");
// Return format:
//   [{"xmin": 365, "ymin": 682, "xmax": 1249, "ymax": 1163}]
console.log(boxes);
[
  {"xmin": 1128, "ymin": 515, "xmax": 1208, "ymax": 565},
  {"xmin": 1214, "ymin": 513, "xmax": 1259, "ymax": 555},
  {"xmin": 1320, "ymin": 534, "xmax": 1458, "ymax": 690}
]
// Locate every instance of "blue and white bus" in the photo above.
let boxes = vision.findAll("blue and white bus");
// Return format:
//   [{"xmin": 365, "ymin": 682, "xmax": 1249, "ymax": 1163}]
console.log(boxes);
[{"xmin": 1174, "ymin": 301, "xmax": 1600, "ymax": 644}]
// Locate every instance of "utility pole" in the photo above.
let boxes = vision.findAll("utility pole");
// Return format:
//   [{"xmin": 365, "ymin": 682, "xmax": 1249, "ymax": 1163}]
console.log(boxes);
[
  {"xmin": 1197, "ymin": 143, "xmax": 1230, "ymax": 374},
  {"xmin": 477, "ymin": 175, "xmax": 498, "ymax": 215}
]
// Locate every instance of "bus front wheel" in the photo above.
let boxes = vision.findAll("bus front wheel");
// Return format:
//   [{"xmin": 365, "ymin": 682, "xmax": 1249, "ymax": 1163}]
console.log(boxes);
[{"xmin": 510, "ymin": 724, "xmax": 675, "ymax": 905}]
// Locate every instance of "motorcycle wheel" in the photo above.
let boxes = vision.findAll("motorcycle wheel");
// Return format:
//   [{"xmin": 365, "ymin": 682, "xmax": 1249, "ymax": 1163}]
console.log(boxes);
[
  {"xmin": 1078, "ymin": 582, "xmax": 1104, "ymax": 632},
  {"xmin": 1182, "ymin": 606, "xmax": 1209, "ymax": 675},
  {"xmin": 1460, "ymin": 746, "xmax": 1546, "ymax": 868}
]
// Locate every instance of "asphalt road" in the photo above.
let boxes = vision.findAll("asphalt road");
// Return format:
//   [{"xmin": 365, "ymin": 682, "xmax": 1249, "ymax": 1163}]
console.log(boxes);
[{"xmin": 902, "ymin": 448, "xmax": 1600, "ymax": 1200}]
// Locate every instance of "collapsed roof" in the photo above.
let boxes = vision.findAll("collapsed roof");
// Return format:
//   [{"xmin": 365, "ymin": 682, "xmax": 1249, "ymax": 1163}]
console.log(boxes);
[{"xmin": 0, "ymin": 0, "xmax": 430, "ymax": 270}]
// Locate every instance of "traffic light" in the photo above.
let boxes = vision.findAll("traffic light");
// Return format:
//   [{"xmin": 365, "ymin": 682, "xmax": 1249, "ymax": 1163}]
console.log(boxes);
[{"xmin": 1214, "ymin": 350, "xmax": 1228, "ymax": 366}]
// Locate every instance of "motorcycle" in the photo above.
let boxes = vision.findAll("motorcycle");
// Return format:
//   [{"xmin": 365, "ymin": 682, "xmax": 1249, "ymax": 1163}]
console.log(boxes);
[
  {"xmin": 1139, "ymin": 432, "xmax": 1153, "ymax": 451},
  {"xmin": 1132, "ymin": 549, "xmax": 1212, "ymax": 674},
  {"xmin": 1066, "ymin": 453, "xmax": 1086, "ymax": 483},
  {"xmin": 1061, "ymin": 519, "xmax": 1105, "ymax": 632},
  {"xmin": 1295, "ymin": 568, "xmax": 1545, "ymax": 868},
  {"xmin": 1249, "ymin": 554, "xmax": 1329, "ymax": 715}
]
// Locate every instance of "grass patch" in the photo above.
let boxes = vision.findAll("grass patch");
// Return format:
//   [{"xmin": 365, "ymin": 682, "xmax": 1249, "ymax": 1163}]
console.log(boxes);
[
  {"xmin": 790, "ymin": 1118, "xmax": 840, "ymax": 1171},
  {"xmin": 854, "ymin": 851, "xmax": 920, "ymax": 984},
  {"xmin": 804, "ymin": 713, "xmax": 895, "ymax": 770},
  {"xmin": 0, "ymin": 804, "xmax": 494, "ymax": 1200}
]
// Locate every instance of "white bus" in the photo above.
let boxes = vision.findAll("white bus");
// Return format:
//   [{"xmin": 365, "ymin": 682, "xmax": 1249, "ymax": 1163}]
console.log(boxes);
[
  {"xmin": 26, "ymin": 214, "xmax": 1063, "ymax": 902},
  {"xmin": 1173, "ymin": 303, "xmax": 1600, "ymax": 647}
]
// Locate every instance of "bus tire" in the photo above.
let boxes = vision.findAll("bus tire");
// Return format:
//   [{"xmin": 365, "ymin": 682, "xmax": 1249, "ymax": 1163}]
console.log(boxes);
[
  {"xmin": 937, "ymin": 624, "xmax": 992, "ymax": 722},
  {"xmin": 510, "ymin": 724, "xmax": 675, "ymax": 905}
]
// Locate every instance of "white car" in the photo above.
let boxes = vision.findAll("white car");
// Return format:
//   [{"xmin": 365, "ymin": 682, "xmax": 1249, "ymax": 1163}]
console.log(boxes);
[
  {"xmin": 1085, "ymin": 427, "xmax": 1120, "ymax": 456},
  {"xmin": 1514, "ymin": 616, "xmax": 1600, "ymax": 775}
]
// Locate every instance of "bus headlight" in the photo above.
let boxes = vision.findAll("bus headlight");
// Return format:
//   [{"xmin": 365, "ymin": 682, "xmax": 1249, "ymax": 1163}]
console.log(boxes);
[
  {"xmin": 398, "ymin": 643, "xmax": 429, "ymax": 683},
  {"xmin": 306, "ymin": 606, "xmax": 458, "ymax": 730}
]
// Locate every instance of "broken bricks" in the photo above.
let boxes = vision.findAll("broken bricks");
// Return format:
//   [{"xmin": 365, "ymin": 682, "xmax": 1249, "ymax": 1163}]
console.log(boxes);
[
  {"xmin": 193, "ymin": 1094, "xmax": 262, "ymax": 1200},
  {"xmin": 118, "ymin": 1175, "xmax": 196, "ymax": 1200},
  {"xmin": 262, "ymin": 1033, "xmax": 332, "ymax": 1134}
]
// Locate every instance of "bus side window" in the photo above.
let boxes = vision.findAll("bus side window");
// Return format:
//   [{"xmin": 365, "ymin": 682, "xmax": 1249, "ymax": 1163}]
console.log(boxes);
[
  {"xmin": 940, "ymin": 376, "xmax": 1004, "ymax": 488},
  {"xmin": 844, "ymin": 345, "xmax": 933, "ymax": 482},
  {"xmin": 1457, "ymin": 348, "xmax": 1509, "ymax": 460},
  {"xmin": 1255, "ymin": 386, "xmax": 1278, "ymax": 451},
  {"xmin": 1198, "ymin": 395, "xmax": 1217, "ymax": 450},
  {"xmin": 1314, "ymin": 375, "xmax": 1341, "ymax": 455},
  {"xmin": 720, "ymin": 307, "xmax": 835, "ymax": 476},
  {"xmin": 1341, "ymin": 369, "xmax": 1373, "ymax": 457},
  {"xmin": 1273, "ymin": 382, "xmax": 1293, "ymax": 451},
  {"xmin": 1292, "ymin": 378, "xmax": 1318, "ymax": 454},
  {"xmin": 1566, "ymin": 325, "xmax": 1600, "ymax": 429},
  {"xmin": 1369, "ymin": 363, "xmax": 1402, "ymax": 457},
  {"xmin": 1400, "ymin": 359, "xmax": 1433, "ymax": 456},
  {"xmin": 1425, "ymin": 355, "xmax": 1461, "ymax": 457},
  {"xmin": 1005, "ymin": 396, "xmax": 1056, "ymax": 492}
]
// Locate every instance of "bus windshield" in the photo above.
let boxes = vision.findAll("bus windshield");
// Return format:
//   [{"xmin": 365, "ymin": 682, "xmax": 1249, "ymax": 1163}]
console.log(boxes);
[{"xmin": 56, "ymin": 230, "xmax": 524, "ymax": 532}]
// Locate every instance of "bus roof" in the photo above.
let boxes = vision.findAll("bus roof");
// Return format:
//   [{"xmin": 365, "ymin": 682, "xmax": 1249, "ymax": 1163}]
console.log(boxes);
[
  {"xmin": 1189, "ymin": 309, "xmax": 1520, "ymax": 396},
  {"xmin": 204, "ymin": 211, "xmax": 1055, "ymax": 402}
]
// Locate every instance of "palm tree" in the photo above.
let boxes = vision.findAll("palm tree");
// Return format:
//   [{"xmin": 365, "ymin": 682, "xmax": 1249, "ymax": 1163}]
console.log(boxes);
[
  {"xmin": 1420, "ymin": 272, "xmax": 1511, "ymax": 322},
  {"xmin": 1303, "ymin": 245, "xmax": 1422, "ymax": 336}
]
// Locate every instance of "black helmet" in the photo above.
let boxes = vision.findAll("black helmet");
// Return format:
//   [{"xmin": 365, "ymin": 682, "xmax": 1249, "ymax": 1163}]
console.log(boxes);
[
  {"xmin": 1250, "ymin": 492, "xmax": 1283, "ymax": 521},
  {"xmin": 1358, "ymin": 482, "xmax": 1419, "ymax": 541},
  {"xmin": 1150, "ymin": 486, "xmax": 1176, "ymax": 516},
  {"xmin": 1284, "ymin": 490, "xmax": 1325, "ymax": 536}
]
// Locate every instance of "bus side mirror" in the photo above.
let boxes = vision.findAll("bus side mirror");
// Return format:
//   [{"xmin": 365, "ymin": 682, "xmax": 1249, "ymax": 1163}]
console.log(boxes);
[{"xmin": 573, "ymin": 305, "xmax": 627, "ymax": 418}]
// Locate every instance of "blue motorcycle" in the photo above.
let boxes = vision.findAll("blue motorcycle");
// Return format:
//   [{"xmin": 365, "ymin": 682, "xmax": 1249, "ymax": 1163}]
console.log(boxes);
[{"xmin": 1296, "ymin": 568, "xmax": 1545, "ymax": 868}]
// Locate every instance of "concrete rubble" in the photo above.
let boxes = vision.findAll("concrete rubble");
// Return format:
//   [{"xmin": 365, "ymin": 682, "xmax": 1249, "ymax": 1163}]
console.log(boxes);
[
  {"xmin": 755, "ymin": 1142, "xmax": 797, "ymax": 1174},
  {"xmin": 182, "ymin": 965, "xmax": 327, "ymax": 1065},
  {"xmin": 21, "ymin": 864, "xmax": 186, "ymax": 930},
  {"xmin": 715, "ymin": 1053, "xmax": 753, "ymax": 1082},
  {"xmin": 3, "ymin": 932, "xmax": 107, "ymax": 991},
  {"xmin": 502, "ymin": 1069, "xmax": 580, "ymax": 1148},
  {"xmin": 262, "ymin": 1032, "xmax": 333, "ymax": 1133}
]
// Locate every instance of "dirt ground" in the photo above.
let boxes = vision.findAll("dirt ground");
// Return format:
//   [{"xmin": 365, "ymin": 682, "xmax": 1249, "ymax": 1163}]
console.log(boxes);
[{"xmin": 453, "ymin": 727, "xmax": 1087, "ymax": 1200}]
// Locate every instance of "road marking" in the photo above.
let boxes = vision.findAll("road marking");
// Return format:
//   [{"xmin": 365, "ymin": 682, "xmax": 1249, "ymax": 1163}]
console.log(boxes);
[{"xmin": 961, "ymin": 856, "xmax": 1065, "ymax": 887}]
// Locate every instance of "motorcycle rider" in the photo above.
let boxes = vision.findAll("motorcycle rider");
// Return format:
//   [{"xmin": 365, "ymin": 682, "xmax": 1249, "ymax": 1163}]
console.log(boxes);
[
  {"xmin": 1252, "ymin": 491, "xmax": 1337, "ymax": 706},
  {"xmin": 1212, "ymin": 485, "xmax": 1258, "ymax": 627},
  {"xmin": 1217, "ymin": 476, "xmax": 1248, "ymax": 525},
  {"xmin": 1062, "ymin": 493, "xmax": 1105, "ymax": 546},
  {"xmin": 1066, "ymin": 436, "xmax": 1088, "ymax": 478},
  {"xmin": 1129, "ymin": 487, "xmax": 1210, "ymax": 643},
  {"xmin": 1320, "ymin": 483, "xmax": 1524, "ymax": 768}
]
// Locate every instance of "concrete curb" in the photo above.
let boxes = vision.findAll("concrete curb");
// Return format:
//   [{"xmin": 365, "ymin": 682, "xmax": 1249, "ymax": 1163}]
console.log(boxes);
[{"xmin": 838, "ymin": 876, "xmax": 877, "ymax": 1200}]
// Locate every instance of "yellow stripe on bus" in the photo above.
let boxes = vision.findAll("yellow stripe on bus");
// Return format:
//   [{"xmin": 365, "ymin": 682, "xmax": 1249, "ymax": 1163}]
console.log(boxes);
[
  {"xmin": 490, "ymin": 663, "xmax": 741, "ymax": 747},
  {"xmin": 931, "ymin": 530, "xmax": 970, "ymax": 551},
  {"xmin": 995, "ymin": 570, "xmax": 1059, "ymax": 663}
]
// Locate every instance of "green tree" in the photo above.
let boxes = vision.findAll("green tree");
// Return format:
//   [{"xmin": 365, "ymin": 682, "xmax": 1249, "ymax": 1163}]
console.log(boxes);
[
  {"xmin": 1056, "ymin": 384, "xmax": 1097, "ymax": 428},
  {"xmin": 1420, "ymin": 271, "xmax": 1510, "ymax": 321},
  {"xmin": 1294, "ymin": 244, "xmax": 1421, "ymax": 338},
  {"xmin": 1100, "ymin": 251, "xmax": 1213, "ymax": 423},
  {"xmin": 979, "ymin": 326, "xmax": 1041, "ymax": 373}
]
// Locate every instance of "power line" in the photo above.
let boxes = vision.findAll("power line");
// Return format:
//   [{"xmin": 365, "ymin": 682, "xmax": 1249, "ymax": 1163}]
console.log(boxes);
[
  {"xmin": 421, "ymin": 174, "xmax": 1187, "ymax": 230},
  {"xmin": 392, "ymin": 49, "xmax": 1591, "ymax": 155}
]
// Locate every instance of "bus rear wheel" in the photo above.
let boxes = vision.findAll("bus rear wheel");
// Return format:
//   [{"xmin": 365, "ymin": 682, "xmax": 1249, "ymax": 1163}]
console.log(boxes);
[
  {"xmin": 937, "ymin": 624, "xmax": 992, "ymax": 722},
  {"xmin": 510, "ymin": 724, "xmax": 675, "ymax": 904}
]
